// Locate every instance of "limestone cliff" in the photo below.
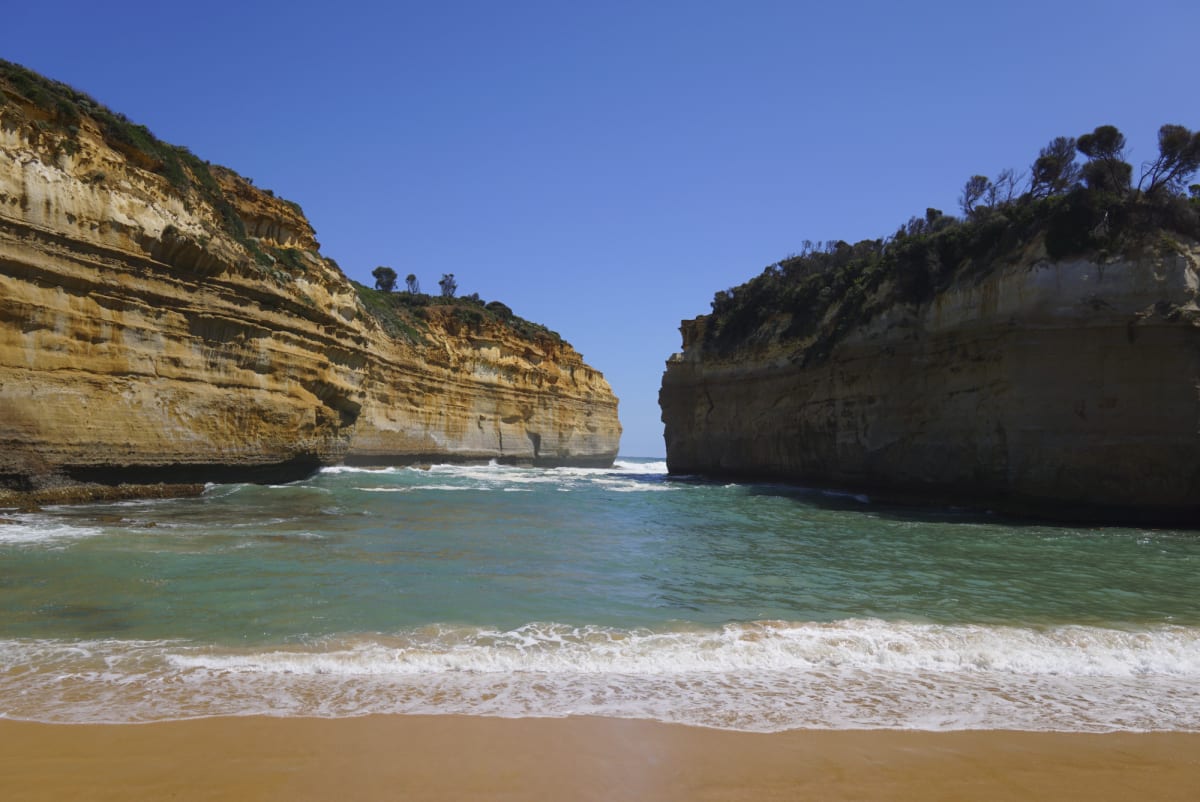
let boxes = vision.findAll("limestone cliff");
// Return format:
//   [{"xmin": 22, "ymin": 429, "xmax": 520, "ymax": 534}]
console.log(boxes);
[
  {"xmin": 0, "ymin": 62, "xmax": 619, "ymax": 503},
  {"xmin": 661, "ymin": 233, "xmax": 1200, "ymax": 524},
  {"xmin": 345, "ymin": 299, "xmax": 618, "ymax": 467}
]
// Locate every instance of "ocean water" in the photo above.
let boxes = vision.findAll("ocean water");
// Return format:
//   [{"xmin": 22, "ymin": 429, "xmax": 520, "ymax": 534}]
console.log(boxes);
[{"xmin": 1, "ymin": 458, "xmax": 1197, "ymax": 732}]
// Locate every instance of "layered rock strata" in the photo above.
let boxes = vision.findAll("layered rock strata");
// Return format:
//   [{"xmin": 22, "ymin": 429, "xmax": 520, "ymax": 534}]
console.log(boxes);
[
  {"xmin": 660, "ymin": 244, "xmax": 1200, "ymax": 523},
  {"xmin": 0, "ymin": 72, "xmax": 619, "ymax": 503}
]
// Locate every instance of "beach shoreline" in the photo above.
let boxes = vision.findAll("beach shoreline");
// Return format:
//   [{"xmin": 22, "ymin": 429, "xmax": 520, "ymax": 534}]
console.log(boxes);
[{"xmin": 1, "ymin": 715, "xmax": 1197, "ymax": 801}]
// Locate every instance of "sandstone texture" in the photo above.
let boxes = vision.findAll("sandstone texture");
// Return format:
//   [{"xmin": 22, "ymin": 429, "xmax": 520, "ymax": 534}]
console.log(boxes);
[
  {"xmin": 0, "ymin": 70, "xmax": 619, "ymax": 503},
  {"xmin": 660, "ymin": 243, "xmax": 1200, "ymax": 523}
]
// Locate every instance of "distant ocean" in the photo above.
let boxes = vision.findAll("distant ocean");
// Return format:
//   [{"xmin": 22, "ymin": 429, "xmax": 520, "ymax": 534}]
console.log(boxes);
[{"xmin": 1, "ymin": 458, "xmax": 1197, "ymax": 732}]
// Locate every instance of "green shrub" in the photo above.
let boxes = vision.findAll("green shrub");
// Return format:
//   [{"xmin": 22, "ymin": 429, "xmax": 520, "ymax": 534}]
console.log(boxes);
[
  {"xmin": 271, "ymin": 247, "xmax": 309, "ymax": 274},
  {"xmin": 0, "ymin": 59, "xmax": 298, "ymax": 264},
  {"xmin": 705, "ymin": 180, "xmax": 1200, "ymax": 362},
  {"xmin": 485, "ymin": 300, "xmax": 513, "ymax": 319},
  {"xmin": 351, "ymin": 282, "xmax": 561, "ymax": 346}
]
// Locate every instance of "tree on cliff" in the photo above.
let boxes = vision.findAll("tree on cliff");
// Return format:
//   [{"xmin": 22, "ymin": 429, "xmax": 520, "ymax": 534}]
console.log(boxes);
[
  {"xmin": 959, "ymin": 175, "xmax": 990, "ymax": 217},
  {"xmin": 439, "ymin": 273, "xmax": 457, "ymax": 298},
  {"xmin": 405, "ymin": 273, "xmax": 420, "ymax": 294},
  {"xmin": 372, "ymin": 266, "xmax": 397, "ymax": 292},
  {"xmin": 705, "ymin": 121, "xmax": 1200, "ymax": 361},
  {"xmin": 1139, "ymin": 124, "xmax": 1200, "ymax": 196},
  {"xmin": 1077, "ymin": 125, "xmax": 1132, "ymax": 194},
  {"xmin": 1029, "ymin": 137, "xmax": 1081, "ymax": 198},
  {"xmin": 960, "ymin": 169, "xmax": 1024, "ymax": 217}
]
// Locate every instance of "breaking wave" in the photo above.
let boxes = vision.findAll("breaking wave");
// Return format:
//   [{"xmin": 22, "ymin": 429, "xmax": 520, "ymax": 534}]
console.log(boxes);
[{"xmin": 3, "ymin": 620, "xmax": 1197, "ymax": 731}]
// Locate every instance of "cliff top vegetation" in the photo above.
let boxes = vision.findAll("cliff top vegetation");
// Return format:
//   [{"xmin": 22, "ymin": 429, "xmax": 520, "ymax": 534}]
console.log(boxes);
[
  {"xmin": 2, "ymin": 59, "xmax": 566, "ymax": 356},
  {"xmin": 0, "ymin": 58, "xmax": 319, "ymax": 284},
  {"xmin": 0, "ymin": 60, "xmax": 287, "ymax": 233},
  {"xmin": 353, "ymin": 282, "xmax": 563, "ymax": 347},
  {"xmin": 703, "ymin": 124, "xmax": 1200, "ymax": 363}
]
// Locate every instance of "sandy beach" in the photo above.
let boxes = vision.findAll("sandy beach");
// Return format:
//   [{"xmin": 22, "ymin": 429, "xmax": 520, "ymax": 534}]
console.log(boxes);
[{"xmin": 1, "ymin": 716, "xmax": 1197, "ymax": 801}]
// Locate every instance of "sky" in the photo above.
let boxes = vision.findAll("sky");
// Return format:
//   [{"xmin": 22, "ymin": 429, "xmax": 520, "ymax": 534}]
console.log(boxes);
[{"xmin": 5, "ymin": 1, "xmax": 1197, "ymax": 457}]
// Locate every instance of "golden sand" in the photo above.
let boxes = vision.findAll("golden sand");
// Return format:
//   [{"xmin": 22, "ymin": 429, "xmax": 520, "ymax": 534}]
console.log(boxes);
[{"xmin": 1, "ymin": 716, "xmax": 1197, "ymax": 801}]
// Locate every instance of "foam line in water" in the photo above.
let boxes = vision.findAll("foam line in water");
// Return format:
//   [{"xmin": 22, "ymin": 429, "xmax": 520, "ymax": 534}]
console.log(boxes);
[
  {"xmin": 161, "ymin": 621, "xmax": 1200, "ymax": 678},
  {"xmin": 613, "ymin": 459, "xmax": 669, "ymax": 473},
  {"xmin": 315, "ymin": 461, "xmax": 678, "ymax": 496},
  {"xmin": 321, "ymin": 460, "xmax": 669, "ymax": 481},
  {"xmin": 319, "ymin": 466, "xmax": 402, "ymax": 475},
  {"xmin": 2, "ymin": 621, "xmax": 1198, "ymax": 731},
  {"xmin": 358, "ymin": 484, "xmax": 471, "ymax": 492},
  {"xmin": 0, "ymin": 515, "xmax": 106, "ymax": 546}
]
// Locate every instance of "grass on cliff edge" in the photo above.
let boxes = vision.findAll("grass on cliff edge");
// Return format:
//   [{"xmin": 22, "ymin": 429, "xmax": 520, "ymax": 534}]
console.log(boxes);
[
  {"xmin": 0, "ymin": 59, "xmax": 306, "ymax": 268},
  {"xmin": 353, "ymin": 283, "xmax": 563, "ymax": 347},
  {"xmin": 704, "ymin": 125, "xmax": 1200, "ymax": 363},
  {"xmin": 0, "ymin": 60, "xmax": 568, "ymax": 348}
]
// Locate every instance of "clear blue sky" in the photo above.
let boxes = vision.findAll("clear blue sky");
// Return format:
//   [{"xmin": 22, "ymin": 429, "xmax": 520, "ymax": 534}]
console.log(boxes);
[{"xmin": 6, "ymin": 1, "xmax": 1196, "ymax": 456}]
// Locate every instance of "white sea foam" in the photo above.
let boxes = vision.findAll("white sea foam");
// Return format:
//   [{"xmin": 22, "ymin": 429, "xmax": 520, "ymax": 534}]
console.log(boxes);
[
  {"xmin": 162, "ymin": 621, "xmax": 1200, "ymax": 678},
  {"xmin": 3, "ymin": 620, "xmax": 1198, "ymax": 731},
  {"xmin": 417, "ymin": 461, "xmax": 672, "ymax": 492},
  {"xmin": 359, "ymin": 485, "xmax": 472, "ymax": 493},
  {"xmin": 0, "ymin": 516, "xmax": 106, "ymax": 546},
  {"xmin": 592, "ymin": 478, "xmax": 674, "ymax": 493},
  {"xmin": 337, "ymin": 458, "xmax": 675, "ymax": 494},
  {"xmin": 820, "ymin": 489, "xmax": 871, "ymax": 503},
  {"xmin": 319, "ymin": 466, "xmax": 402, "ymax": 475},
  {"xmin": 322, "ymin": 459, "xmax": 666, "ymax": 482},
  {"xmin": 95, "ymin": 497, "xmax": 190, "ymax": 509},
  {"xmin": 266, "ymin": 484, "xmax": 332, "ymax": 493},
  {"xmin": 613, "ymin": 459, "xmax": 669, "ymax": 474}
]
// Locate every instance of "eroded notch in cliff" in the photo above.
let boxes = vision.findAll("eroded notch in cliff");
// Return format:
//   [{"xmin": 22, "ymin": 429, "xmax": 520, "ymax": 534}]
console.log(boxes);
[
  {"xmin": 301, "ymin": 379, "xmax": 362, "ymax": 427},
  {"xmin": 63, "ymin": 456, "xmax": 324, "ymax": 487}
]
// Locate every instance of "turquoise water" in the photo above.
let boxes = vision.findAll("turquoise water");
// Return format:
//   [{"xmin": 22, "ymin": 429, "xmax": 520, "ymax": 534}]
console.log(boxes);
[{"xmin": 1, "ymin": 459, "xmax": 1198, "ymax": 731}]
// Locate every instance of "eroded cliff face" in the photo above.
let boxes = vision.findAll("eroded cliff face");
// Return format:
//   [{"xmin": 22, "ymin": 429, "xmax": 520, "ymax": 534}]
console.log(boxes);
[
  {"xmin": 660, "ymin": 243, "xmax": 1200, "ymax": 522},
  {"xmin": 348, "ymin": 305, "xmax": 619, "ymax": 467},
  {"xmin": 0, "ymin": 73, "xmax": 619, "ymax": 502}
]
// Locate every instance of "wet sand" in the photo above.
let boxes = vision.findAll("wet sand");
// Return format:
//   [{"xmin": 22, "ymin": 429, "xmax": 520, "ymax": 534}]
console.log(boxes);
[{"xmin": 1, "ymin": 716, "xmax": 1197, "ymax": 801}]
